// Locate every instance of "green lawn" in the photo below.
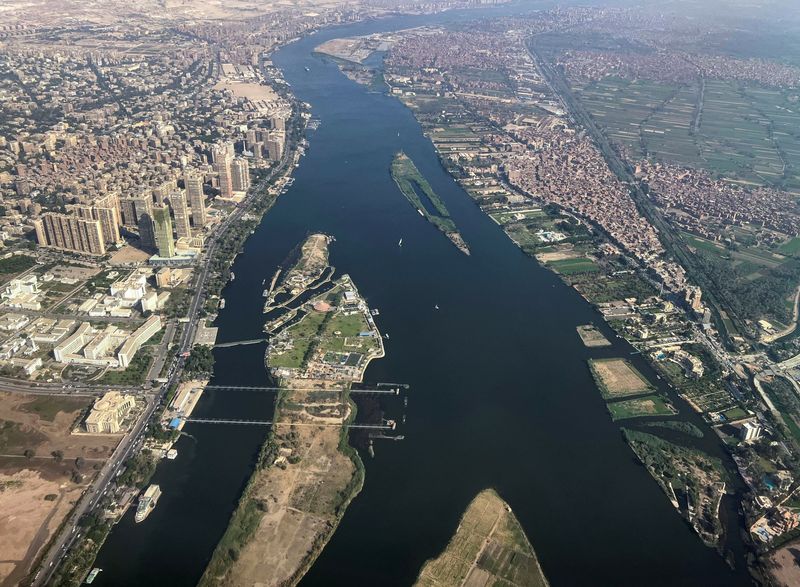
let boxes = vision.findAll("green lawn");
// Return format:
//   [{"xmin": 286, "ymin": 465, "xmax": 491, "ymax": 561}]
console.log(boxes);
[
  {"xmin": 547, "ymin": 257, "xmax": 599, "ymax": 275},
  {"xmin": 607, "ymin": 395, "xmax": 677, "ymax": 421}
]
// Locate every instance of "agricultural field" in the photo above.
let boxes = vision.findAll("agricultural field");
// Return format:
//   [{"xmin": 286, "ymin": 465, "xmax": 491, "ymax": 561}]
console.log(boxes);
[
  {"xmin": 573, "ymin": 76, "xmax": 800, "ymax": 189},
  {"xmin": 607, "ymin": 395, "xmax": 677, "ymax": 421},
  {"xmin": 588, "ymin": 358, "xmax": 653, "ymax": 399},
  {"xmin": 415, "ymin": 489, "xmax": 548, "ymax": 587}
]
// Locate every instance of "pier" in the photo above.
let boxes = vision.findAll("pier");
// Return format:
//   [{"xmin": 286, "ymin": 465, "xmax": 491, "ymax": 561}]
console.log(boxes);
[
  {"xmin": 183, "ymin": 417, "xmax": 396, "ymax": 430},
  {"xmin": 202, "ymin": 385, "xmax": 404, "ymax": 395}
]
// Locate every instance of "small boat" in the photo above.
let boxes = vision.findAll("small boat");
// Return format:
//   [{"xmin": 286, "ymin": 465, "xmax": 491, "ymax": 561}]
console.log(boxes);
[
  {"xmin": 371, "ymin": 308, "xmax": 380, "ymax": 316},
  {"xmin": 398, "ymin": 238, "xmax": 403, "ymax": 247},
  {"xmin": 384, "ymin": 333, "xmax": 390, "ymax": 340},
  {"xmin": 305, "ymin": 66, "xmax": 310, "ymax": 72},
  {"xmin": 85, "ymin": 568, "xmax": 102, "ymax": 584},
  {"xmin": 417, "ymin": 209, "xmax": 424, "ymax": 216},
  {"xmin": 434, "ymin": 304, "xmax": 439, "ymax": 310}
]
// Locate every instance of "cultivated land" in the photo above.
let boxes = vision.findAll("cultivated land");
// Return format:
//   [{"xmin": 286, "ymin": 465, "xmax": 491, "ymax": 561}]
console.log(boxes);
[
  {"xmin": 766, "ymin": 540, "xmax": 800, "ymax": 587},
  {"xmin": 576, "ymin": 324, "xmax": 611, "ymax": 347},
  {"xmin": 415, "ymin": 489, "xmax": 548, "ymax": 587},
  {"xmin": 0, "ymin": 393, "xmax": 115, "ymax": 585},
  {"xmin": 201, "ymin": 235, "xmax": 384, "ymax": 587},
  {"xmin": 588, "ymin": 358, "xmax": 653, "ymax": 399},
  {"xmin": 390, "ymin": 152, "xmax": 470, "ymax": 255}
]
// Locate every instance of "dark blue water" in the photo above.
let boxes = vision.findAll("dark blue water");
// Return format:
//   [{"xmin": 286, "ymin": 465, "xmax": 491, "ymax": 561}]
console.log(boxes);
[{"xmin": 92, "ymin": 6, "xmax": 753, "ymax": 587}]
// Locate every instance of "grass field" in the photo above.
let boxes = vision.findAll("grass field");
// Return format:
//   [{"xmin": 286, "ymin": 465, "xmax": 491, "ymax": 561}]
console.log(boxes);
[
  {"xmin": 415, "ymin": 489, "xmax": 548, "ymax": 587},
  {"xmin": 608, "ymin": 395, "xmax": 677, "ymax": 420},
  {"xmin": 546, "ymin": 257, "xmax": 599, "ymax": 275},
  {"xmin": 589, "ymin": 358, "xmax": 653, "ymax": 399}
]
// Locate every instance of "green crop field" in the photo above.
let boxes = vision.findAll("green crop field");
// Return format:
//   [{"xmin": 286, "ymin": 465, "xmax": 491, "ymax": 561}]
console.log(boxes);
[{"xmin": 574, "ymin": 77, "xmax": 800, "ymax": 189}]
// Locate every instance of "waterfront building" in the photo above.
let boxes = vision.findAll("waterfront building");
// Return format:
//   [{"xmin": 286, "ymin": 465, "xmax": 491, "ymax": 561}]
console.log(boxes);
[{"xmin": 34, "ymin": 212, "xmax": 106, "ymax": 256}]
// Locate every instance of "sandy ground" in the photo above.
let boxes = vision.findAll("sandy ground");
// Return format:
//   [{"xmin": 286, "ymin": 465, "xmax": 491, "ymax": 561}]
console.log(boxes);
[
  {"xmin": 206, "ymin": 379, "xmax": 357, "ymax": 587},
  {"xmin": 0, "ymin": 469, "xmax": 86, "ymax": 587},
  {"xmin": 768, "ymin": 542, "xmax": 800, "ymax": 587},
  {"xmin": 0, "ymin": 393, "xmax": 116, "ymax": 585},
  {"xmin": 109, "ymin": 245, "xmax": 152, "ymax": 265},
  {"xmin": 590, "ymin": 358, "xmax": 651, "ymax": 397}
]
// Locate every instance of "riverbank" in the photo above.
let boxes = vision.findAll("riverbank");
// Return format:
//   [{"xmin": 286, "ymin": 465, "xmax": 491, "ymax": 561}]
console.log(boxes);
[{"xmin": 200, "ymin": 235, "xmax": 385, "ymax": 586}]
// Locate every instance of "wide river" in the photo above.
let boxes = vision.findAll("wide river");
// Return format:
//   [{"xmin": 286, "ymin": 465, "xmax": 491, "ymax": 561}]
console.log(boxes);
[{"xmin": 93, "ymin": 6, "xmax": 753, "ymax": 586}]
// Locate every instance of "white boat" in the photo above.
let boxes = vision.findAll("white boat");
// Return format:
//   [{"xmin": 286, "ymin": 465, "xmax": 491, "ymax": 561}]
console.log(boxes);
[
  {"xmin": 85, "ymin": 568, "xmax": 102, "ymax": 584},
  {"xmin": 434, "ymin": 304, "xmax": 439, "ymax": 310},
  {"xmin": 135, "ymin": 484, "xmax": 161, "ymax": 523},
  {"xmin": 398, "ymin": 238, "xmax": 403, "ymax": 247}
]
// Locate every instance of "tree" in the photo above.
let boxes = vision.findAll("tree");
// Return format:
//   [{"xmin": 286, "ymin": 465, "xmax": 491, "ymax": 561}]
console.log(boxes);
[
  {"xmin": 51, "ymin": 450, "xmax": 64, "ymax": 462},
  {"xmin": 23, "ymin": 448, "xmax": 35, "ymax": 459}
]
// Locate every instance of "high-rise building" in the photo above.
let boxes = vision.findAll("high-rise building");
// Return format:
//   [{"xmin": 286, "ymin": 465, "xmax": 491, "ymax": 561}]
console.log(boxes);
[
  {"xmin": 72, "ymin": 203, "xmax": 122, "ymax": 246},
  {"xmin": 271, "ymin": 115, "xmax": 286, "ymax": 132},
  {"xmin": 169, "ymin": 191, "xmax": 192, "ymax": 240},
  {"xmin": 185, "ymin": 172, "xmax": 207, "ymax": 228},
  {"xmin": 231, "ymin": 158, "xmax": 250, "ymax": 192},
  {"xmin": 266, "ymin": 132, "xmax": 284, "ymax": 161},
  {"xmin": 152, "ymin": 204, "xmax": 175, "ymax": 258},
  {"xmin": 212, "ymin": 142, "xmax": 234, "ymax": 199},
  {"xmin": 34, "ymin": 212, "xmax": 106, "ymax": 256}
]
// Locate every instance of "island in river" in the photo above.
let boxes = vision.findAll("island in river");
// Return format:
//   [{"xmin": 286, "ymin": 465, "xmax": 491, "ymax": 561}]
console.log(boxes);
[
  {"xmin": 200, "ymin": 234, "xmax": 385, "ymax": 586},
  {"xmin": 415, "ymin": 489, "xmax": 549, "ymax": 587},
  {"xmin": 391, "ymin": 151, "xmax": 470, "ymax": 255}
]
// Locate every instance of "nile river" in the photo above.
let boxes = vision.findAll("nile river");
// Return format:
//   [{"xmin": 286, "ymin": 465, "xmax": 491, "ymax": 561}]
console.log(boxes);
[{"xmin": 92, "ymin": 5, "xmax": 753, "ymax": 586}]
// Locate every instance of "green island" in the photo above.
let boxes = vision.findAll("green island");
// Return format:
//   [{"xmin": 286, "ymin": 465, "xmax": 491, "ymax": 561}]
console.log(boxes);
[
  {"xmin": 415, "ymin": 489, "xmax": 549, "ymax": 587},
  {"xmin": 391, "ymin": 151, "xmax": 470, "ymax": 255},
  {"xmin": 200, "ymin": 234, "xmax": 385, "ymax": 587},
  {"xmin": 608, "ymin": 395, "xmax": 677, "ymax": 421},
  {"xmin": 622, "ymin": 429, "xmax": 727, "ymax": 546}
]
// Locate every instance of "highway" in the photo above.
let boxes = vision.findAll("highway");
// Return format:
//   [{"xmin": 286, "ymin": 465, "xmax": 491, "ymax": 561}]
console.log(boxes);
[{"xmin": 33, "ymin": 107, "xmax": 301, "ymax": 586}]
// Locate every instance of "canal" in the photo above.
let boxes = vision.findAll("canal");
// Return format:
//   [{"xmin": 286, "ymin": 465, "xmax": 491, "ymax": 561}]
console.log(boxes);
[{"xmin": 92, "ymin": 6, "xmax": 753, "ymax": 587}]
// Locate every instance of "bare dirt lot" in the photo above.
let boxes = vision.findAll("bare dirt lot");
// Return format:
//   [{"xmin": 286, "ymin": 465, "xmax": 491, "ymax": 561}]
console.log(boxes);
[
  {"xmin": 767, "ymin": 541, "xmax": 800, "ymax": 587},
  {"xmin": 576, "ymin": 324, "xmax": 611, "ymax": 348},
  {"xmin": 588, "ymin": 358, "xmax": 652, "ymax": 399},
  {"xmin": 200, "ymin": 380, "xmax": 360, "ymax": 587},
  {"xmin": 0, "ymin": 393, "xmax": 117, "ymax": 585}
]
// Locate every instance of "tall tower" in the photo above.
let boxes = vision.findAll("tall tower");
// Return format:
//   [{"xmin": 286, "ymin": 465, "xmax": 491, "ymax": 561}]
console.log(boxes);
[
  {"xmin": 152, "ymin": 204, "xmax": 175, "ymax": 258},
  {"xmin": 169, "ymin": 191, "xmax": 192, "ymax": 240},
  {"xmin": 185, "ymin": 171, "xmax": 206, "ymax": 228},
  {"xmin": 231, "ymin": 158, "xmax": 250, "ymax": 192},
  {"xmin": 212, "ymin": 143, "xmax": 234, "ymax": 199}
]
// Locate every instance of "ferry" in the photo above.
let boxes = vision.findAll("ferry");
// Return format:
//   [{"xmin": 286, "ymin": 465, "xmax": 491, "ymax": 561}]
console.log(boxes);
[
  {"xmin": 85, "ymin": 568, "xmax": 102, "ymax": 584},
  {"xmin": 166, "ymin": 448, "xmax": 178, "ymax": 460},
  {"xmin": 230, "ymin": 271, "xmax": 236, "ymax": 281},
  {"xmin": 135, "ymin": 484, "xmax": 161, "ymax": 523},
  {"xmin": 219, "ymin": 298, "xmax": 226, "ymax": 310}
]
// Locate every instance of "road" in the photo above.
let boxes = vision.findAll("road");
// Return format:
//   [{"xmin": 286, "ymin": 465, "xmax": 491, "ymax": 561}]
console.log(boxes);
[{"xmin": 33, "ymin": 106, "xmax": 301, "ymax": 587}]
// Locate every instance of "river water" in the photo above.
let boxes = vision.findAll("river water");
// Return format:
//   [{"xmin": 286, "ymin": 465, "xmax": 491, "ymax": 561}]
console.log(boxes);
[{"xmin": 92, "ymin": 6, "xmax": 753, "ymax": 586}]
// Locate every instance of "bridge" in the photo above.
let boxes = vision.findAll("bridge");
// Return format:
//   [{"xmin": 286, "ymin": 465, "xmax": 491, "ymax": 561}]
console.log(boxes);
[
  {"xmin": 184, "ymin": 418, "xmax": 396, "ymax": 430},
  {"xmin": 202, "ymin": 385, "xmax": 403, "ymax": 395},
  {"xmin": 214, "ymin": 338, "xmax": 267, "ymax": 348}
]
